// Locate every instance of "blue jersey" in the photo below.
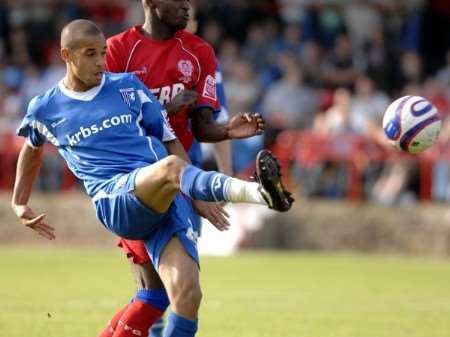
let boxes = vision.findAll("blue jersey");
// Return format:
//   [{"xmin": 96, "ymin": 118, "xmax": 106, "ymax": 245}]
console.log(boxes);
[{"xmin": 17, "ymin": 72, "xmax": 176, "ymax": 198}]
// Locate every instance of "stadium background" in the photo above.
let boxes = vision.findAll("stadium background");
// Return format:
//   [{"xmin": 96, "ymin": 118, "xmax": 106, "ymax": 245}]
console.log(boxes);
[{"xmin": 1, "ymin": 1, "xmax": 450, "ymax": 337}]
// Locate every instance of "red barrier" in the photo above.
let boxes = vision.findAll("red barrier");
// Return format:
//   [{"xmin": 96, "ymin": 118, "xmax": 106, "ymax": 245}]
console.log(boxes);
[
  {"xmin": 271, "ymin": 130, "xmax": 449, "ymax": 201},
  {"xmin": 0, "ymin": 131, "xmax": 78, "ymax": 191},
  {"xmin": 1, "ymin": 129, "xmax": 448, "ymax": 199}
]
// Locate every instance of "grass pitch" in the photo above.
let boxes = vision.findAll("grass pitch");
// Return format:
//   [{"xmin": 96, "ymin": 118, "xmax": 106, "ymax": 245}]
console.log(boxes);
[{"xmin": 1, "ymin": 246, "xmax": 450, "ymax": 337}]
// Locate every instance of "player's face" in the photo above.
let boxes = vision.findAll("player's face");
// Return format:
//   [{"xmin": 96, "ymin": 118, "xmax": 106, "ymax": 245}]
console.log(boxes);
[
  {"xmin": 65, "ymin": 35, "xmax": 107, "ymax": 89},
  {"xmin": 155, "ymin": 0, "xmax": 190, "ymax": 31}
]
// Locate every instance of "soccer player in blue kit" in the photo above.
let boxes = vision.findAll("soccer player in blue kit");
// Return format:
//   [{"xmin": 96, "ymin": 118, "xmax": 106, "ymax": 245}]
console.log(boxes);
[{"xmin": 11, "ymin": 20, "xmax": 293, "ymax": 337}]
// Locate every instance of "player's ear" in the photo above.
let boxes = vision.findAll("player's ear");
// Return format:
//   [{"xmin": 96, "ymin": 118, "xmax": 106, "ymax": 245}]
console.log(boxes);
[{"xmin": 60, "ymin": 48, "xmax": 71, "ymax": 63}]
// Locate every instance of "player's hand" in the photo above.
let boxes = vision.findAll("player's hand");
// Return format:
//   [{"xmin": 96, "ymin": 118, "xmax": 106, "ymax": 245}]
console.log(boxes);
[
  {"xmin": 191, "ymin": 200, "xmax": 230, "ymax": 231},
  {"xmin": 226, "ymin": 112, "xmax": 265, "ymax": 139},
  {"xmin": 165, "ymin": 90, "xmax": 198, "ymax": 116},
  {"xmin": 12, "ymin": 204, "xmax": 55, "ymax": 240}
]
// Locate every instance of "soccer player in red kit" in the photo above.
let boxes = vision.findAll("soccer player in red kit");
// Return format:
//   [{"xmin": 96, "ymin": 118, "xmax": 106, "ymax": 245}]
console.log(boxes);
[{"xmin": 98, "ymin": 1, "xmax": 266, "ymax": 337}]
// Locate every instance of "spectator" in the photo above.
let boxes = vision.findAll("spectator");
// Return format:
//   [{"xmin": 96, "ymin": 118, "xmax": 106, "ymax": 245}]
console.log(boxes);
[
  {"xmin": 425, "ymin": 76, "xmax": 450, "ymax": 202},
  {"xmin": 20, "ymin": 64, "xmax": 42, "ymax": 103},
  {"xmin": 262, "ymin": 52, "xmax": 318, "ymax": 145},
  {"xmin": 243, "ymin": 21, "xmax": 281, "ymax": 89},
  {"xmin": 40, "ymin": 46, "xmax": 65, "ymax": 91},
  {"xmin": 300, "ymin": 40, "xmax": 323, "ymax": 87},
  {"xmin": 370, "ymin": 84, "xmax": 424, "ymax": 206},
  {"xmin": 350, "ymin": 75, "xmax": 390, "ymax": 136},
  {"xmin": 392, "ymin": 51, "xmax": 424, "ymax": 95},
  {"xmin": 343, "ymin": 0, "xmax": 382, "ymax": 49},
  {"xmin": 316, "ymin": 4, "xmax": 346, "ymax": 49},
  {"xmin": 224, "ymin": 58, "xmax": 261, "ymax": 115},
  {"xmin": 77, "ymin": 0, "xmax": 126, "ymax": 35},
  {"xmin": 424, "ymin": 77, "xmax": 450, "ymax": 118},
  {"xmin": 201, "ymin": 19, "xmax": 224, "ymax": 51},
  {"xmin": 0, "ymin": 0, "xmax": 448, "ymax": 201},
  {"xmin": 315, "ymin": 87, "xmax": 353, "ymax": 135},
  {"xmin": 371, "ymin": 161, "xmax": 418, "ymax": 206},
  {"xmin": 0, "ymin": 87, "xmax": 23, "ymax": 132},
  {"xmin": 224, "ymin": 58, "xmax": 263, "ymax": 173},
  {"xmin": 218, "ymin": 38, "xmax": 241, "ymax": 78},
  {"xmin": 321, "ymin": 34, "xmax": 361, "ymax": 89},
  {"xmin": 436, "ymin": 49, "xmax": 450, "ymax": 90},
  {"xmin": 277, "ymin": 0, "xmax": 307, "ymax": 24},
  {"xmin": 243, "ymin": 23, "xmax": 276, "ymax": 74},
  {"xmin": 350, "ymin": 75, "xmax": 390, "ymax": 198},
  {"xmin": 272, "ymin": 22, "xmax": 304, "ymax": 57}
]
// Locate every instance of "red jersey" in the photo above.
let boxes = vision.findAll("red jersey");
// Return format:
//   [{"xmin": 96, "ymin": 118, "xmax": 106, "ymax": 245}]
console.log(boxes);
[{"xmin": 106, "ymin": 26, "xmax": 220, "ymax": 151}]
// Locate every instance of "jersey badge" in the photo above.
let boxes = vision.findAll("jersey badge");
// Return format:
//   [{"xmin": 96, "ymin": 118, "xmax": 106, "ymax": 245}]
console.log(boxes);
[
  {"xmin": 178, "ymin": 60, "xmax": 194, "ymax": 83},
  {"xmin": 119, "ymin": 88, "xmax": 136, "ymax": 107}
]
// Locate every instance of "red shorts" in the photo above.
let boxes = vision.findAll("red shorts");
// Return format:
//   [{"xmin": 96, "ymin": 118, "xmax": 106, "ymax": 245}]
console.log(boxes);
[{"xmin": 117, "ymin": 238, "xmax": 150, "ymax": 265}]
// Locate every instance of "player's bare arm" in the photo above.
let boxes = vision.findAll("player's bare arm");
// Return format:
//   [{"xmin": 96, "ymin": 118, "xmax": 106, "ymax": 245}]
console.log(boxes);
[
  {"xmin": 191, "ymin": 108, "xmax": 265, "ymax": 142},
  {"xmin": 163, "ymin": 88, "xmax": 234, "ymax": 175},
  {"xmin": 165, "ymin": 89, "xmax": 198, "ymax": 116},
  {"xmin": 11, "ymin": 143, "xmax": 55, "ymax": 240}
]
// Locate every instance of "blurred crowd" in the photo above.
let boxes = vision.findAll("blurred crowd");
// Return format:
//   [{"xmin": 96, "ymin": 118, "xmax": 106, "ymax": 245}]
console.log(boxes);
[{"xmin": 1, "ymin": 0, "xmax": 450, "ymax": 204}]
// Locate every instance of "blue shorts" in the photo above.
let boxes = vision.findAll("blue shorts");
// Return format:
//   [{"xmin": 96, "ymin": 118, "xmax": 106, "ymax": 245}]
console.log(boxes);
[{"xmin": 94, "ymin": 167, "xmax": 199, "ymax": 268}]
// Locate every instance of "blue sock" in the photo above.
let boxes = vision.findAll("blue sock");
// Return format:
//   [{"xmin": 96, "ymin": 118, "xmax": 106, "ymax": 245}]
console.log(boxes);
[
  {"xmin": 180, "ymin": 164, "xmax": 231, "ymax": 202},
  {"xmin": 135, "ymin": 289, "xmax": 170, "ymax": 312},
  {"xmin": 163, "ymin": 312, "xmax": 198, "ymax": 337},
  {"xmin": 149, "ymin": 317, "xmax": 165, "ymax": 337}
]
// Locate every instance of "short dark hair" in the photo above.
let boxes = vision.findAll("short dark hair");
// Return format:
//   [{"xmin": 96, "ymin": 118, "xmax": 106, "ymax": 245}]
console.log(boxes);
[{"xmin": 61, "ymin": 19, "xmax": 103, "ymax": 49}]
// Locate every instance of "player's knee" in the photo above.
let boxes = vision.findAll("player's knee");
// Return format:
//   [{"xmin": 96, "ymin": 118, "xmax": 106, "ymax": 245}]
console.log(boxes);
[
  {"xmin": 164, "ymin": 155, "xmax": 187, "ymax": 170},
  {"xmin": 162, "ymin": 155, "xmax": 187, "ymax": 187},
  {"xmin": 180, "ymin": 284, "xmax": 202, "ymax": 310},
  {"xmin": 172, "ymin": 278, "xmax": 202, "ymax": 309}
]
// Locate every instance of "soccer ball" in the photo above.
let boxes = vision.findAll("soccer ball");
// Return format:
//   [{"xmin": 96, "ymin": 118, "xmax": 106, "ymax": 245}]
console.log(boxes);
[{"xmin": 382, "ymin": 95, "xmax": 441, "ymax": 154}]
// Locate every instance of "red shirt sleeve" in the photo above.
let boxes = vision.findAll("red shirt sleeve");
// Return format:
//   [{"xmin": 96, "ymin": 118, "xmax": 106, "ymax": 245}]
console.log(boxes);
[
  {"xmin": 193, "ymin": 44, "xmax": 220, "ymax": 112},
  {"xmin": 106, "ymin": 37, "xmax": 126, "ymax": 72}
]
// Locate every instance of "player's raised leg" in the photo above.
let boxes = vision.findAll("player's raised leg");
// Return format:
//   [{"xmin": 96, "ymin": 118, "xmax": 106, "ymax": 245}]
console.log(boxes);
[
  {"xmin": 133, "ymin": 155, "xmax": 187, "ymax": 213},
  {"xmin": 134, "ymin": 151, "xmax": 294, "ymax": 213}
]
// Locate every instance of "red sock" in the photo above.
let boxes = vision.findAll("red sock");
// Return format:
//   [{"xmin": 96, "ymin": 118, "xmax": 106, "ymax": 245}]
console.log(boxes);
[
  {"xmin": 113, "ymin": 299, "xmax": 164, "ymax": 337},
  {"xmin": 99, "ymin": 304, "xmax": 129, "ymax": 337}
]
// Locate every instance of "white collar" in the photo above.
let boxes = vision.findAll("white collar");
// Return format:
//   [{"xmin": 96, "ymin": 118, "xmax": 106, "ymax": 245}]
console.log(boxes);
[{"xmin": 58, "ymin": 74, "xmax": 105, "ymax": 101}]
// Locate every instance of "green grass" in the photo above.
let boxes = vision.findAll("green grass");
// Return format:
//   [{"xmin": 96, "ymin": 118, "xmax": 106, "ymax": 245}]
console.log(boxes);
[{"xmin": 1, "ymin": 247, "xmax": 450, "ymax": 337}]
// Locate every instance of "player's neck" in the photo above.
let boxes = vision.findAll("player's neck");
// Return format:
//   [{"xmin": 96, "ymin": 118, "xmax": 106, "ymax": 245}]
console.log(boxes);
[
  {"xmin": 63, "ymin": 74, "xmax": 95, "ymax": 92},
  {"xmin": 142, "ymin": 19, "xmax": 177, "ymax": 40}
]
